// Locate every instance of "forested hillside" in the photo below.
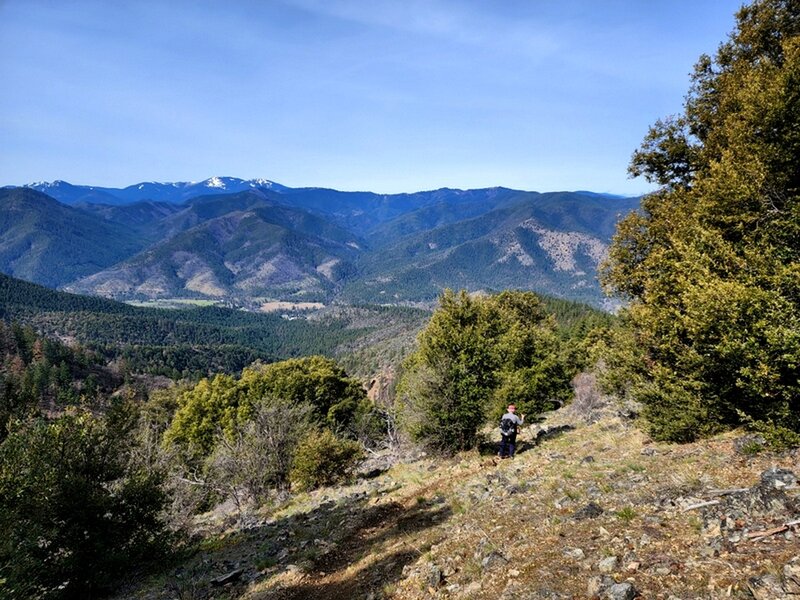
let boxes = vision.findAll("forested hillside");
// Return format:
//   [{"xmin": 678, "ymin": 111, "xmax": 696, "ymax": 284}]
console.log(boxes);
[
  {"xmin": 0, "ymin": 188, "xmax": 145, "ymax": 287},
  {"xmin": 0, "ymin": 272, "xmax": 430, "ymax": 378}
]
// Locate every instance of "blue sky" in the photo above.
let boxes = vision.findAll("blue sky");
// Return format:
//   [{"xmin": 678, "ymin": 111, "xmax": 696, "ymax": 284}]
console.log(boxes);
[{"xmin": 1, "ymin": 0, "xmax": 743, "ymax": 194}]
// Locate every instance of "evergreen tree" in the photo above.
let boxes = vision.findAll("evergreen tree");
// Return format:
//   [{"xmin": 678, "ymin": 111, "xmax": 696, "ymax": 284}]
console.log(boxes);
[
  {"xmin": 0, "ymin": 404, "xmax": 170, "ymax": 599},
  {"xmin": 399, "ymin": 290, "xmax": 573, "ymax": 452},
  {"xmin": 603, "ymin": 0, "xmax": 800, "ymax": 441}
]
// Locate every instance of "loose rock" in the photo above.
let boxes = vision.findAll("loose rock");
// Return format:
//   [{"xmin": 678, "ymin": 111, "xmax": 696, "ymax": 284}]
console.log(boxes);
[
  {"xmin": 573, "ymin": 502, "xmax": 604, "ymax": 520},
  {"xmin": 597, "ymin": 556, "xmax": 618, "ymax": 574},
  {"xmin": 427, "ymin": 564, "xmax": 443, "ymax": 588},
  {"xmin": 605, "ymin": 582, "xmax": 637, "ymax": 600},
  {"xmin": 482, "ymin": 550, "xmax": 509, "ymax": 570},
  {"xmin": 760, "ymin": 467, "xmax": 798, "ymax": 489},
  {"xmin": 747, "ymin": 573, "xmax": 787, "ymax": 600},
  {"xmin": 587, "ymin": 575, "xmax": 615, "ymax": 596}
]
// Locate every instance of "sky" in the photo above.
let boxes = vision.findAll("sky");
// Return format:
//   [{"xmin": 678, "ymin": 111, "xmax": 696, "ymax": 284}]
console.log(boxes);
[{"xmin": 0, "ymin": 0, "xmax": 744, "ymax": 195}]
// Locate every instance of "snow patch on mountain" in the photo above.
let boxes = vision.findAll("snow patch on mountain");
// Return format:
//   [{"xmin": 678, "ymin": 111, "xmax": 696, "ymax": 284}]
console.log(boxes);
[{"xmin": 204, "ymin": 177, "xmax": 226, "ymax": 189}]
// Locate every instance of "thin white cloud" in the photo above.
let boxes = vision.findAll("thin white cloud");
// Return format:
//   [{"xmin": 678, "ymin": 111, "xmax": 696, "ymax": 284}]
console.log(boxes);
[{"xmin": 279, "ymin": 0, "xmax": 561, "ymax": 59}]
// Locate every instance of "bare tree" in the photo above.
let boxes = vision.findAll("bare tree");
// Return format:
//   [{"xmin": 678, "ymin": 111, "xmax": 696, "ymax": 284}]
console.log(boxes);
[{"xmin": 207, "ymin": 399, "xmax": 313, "ymax": 508}]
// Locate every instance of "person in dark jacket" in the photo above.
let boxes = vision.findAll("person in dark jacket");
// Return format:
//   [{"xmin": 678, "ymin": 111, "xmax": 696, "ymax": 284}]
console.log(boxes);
[{"xmin": 498, "ymin": 404, "xmax": 525, "ymax": 459}]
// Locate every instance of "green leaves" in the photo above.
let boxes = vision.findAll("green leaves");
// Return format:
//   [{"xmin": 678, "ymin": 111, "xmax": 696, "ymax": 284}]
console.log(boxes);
[
  {"xmin": 163, "ymin": 356, "xmax": 371, "ymax": 460},
  {"xmin": 398, "ymin": 290, "xmax": 575, "ymax": 453},
  {"xmin": 604, "ymin": 0, "xmax": 800, "ymax": 442},
  {"xmin": 0, "ymin": 405, "xmax": 169, "ymax": 598}
]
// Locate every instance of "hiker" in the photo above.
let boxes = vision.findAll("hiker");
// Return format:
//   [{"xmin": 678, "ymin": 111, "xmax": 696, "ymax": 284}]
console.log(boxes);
[{"xmin": 498, "ymin": 404, "xmax": 525, "ymax": 459}]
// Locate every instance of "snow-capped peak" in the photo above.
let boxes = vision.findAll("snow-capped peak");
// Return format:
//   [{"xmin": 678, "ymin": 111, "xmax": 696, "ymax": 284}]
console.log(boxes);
[
  {"xmin": 204, "ymin": 176, "xmax": 227, "ymax": 189},
  {"xmin": 205, "ymin": 177, "xmax": 226, "ymax": 188},
  {"xmin": 250, "ymin": 178, "xmax": 276, "ymax": 188}
]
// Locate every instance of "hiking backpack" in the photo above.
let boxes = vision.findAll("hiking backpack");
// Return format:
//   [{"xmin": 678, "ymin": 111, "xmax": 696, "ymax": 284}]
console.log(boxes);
[{"xmin": 500, "ymin": 416, "xmax": 516, "ymax": 436}]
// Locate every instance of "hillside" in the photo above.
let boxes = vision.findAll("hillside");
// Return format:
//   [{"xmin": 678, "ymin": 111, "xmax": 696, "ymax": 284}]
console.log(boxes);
[
  {"xmin": 112, "ymin": 383, "xmax": 800, "ymax": 599},
  {"xmin": 0, "ymin": 188, "xmax": 145, "ymax": 287},
  {"xmin": 77, "ymin": 200, "xmax": 184, "ymax": 239},
  {"xmin": 344, "ymin": 193, "xmax": 639, "ymax": 307},
  {"xmin": 65, "ymin": 200, "xmax": 364, "ymax": 303},
  {"xmin": 2, "ymin": 182, "xmax": 639, "ymax": 308}
]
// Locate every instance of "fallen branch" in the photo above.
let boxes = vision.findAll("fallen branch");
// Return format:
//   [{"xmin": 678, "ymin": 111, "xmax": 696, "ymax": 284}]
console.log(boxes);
[
  {"xmin": 743, "ymin": 518, "xmax": 800, "ymax": 543},
  {"xmin": 682, "ymin": 500, "xmax": 720, "ymax": 512}
]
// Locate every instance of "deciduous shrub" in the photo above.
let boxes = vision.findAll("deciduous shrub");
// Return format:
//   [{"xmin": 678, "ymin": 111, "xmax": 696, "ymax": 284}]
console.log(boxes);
[{"xmin": 208, "ymin": 399, "xmax": 313, "ymax": 504}]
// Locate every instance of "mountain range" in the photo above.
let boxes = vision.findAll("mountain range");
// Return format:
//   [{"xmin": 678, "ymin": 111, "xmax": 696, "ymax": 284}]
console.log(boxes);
[{"xmin": 0, "ymin": 178, "xmax": 640, "ymax": 309}]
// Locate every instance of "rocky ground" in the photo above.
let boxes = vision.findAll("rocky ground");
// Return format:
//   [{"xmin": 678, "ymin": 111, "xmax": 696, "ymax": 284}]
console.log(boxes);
[{"xmin": 117, "ymin": 376, "xmax": 800, "ymax": 600}]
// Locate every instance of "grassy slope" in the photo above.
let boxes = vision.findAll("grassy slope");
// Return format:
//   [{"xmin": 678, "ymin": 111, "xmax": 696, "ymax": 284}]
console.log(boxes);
[{"xmin": 118, "ymin": 389, "xmax": 797, "ymax": 600}]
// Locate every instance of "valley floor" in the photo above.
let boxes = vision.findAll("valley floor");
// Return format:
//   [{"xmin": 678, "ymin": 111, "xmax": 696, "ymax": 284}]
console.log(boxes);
[{"xmin": 120, "ymin": 398, "xmax": 799, "ymax": 600}]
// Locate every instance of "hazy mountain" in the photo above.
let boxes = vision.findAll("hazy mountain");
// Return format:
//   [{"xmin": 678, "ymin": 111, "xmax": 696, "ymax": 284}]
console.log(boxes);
[
  {"xmin": 2, "ymin": 180, "xmax": 640, "ymax": 308},
  {"xmin": 343, "ymin": 192, "xmax": 640, "ymax": 306},
  {"xmin": 21, "ymin": 178, "xmax": 530, "ymax": 234},
  {"xmin": 65, "ymin": 201, "xmax": 363, "ymax": 302},
  {"xmin": 76, "ymin": 200, "xmax": 184, "ymax": 239},
  {"xmin": 263, "ymin": 186, "xmax": 526, "ymax": 235},
  {"xmin": 0, "ymin": 188, "xmax": 146, "ymax": 287},
  {"xmin": 25, "ymin": 176, "xmax": 288, "ymax": 205}
]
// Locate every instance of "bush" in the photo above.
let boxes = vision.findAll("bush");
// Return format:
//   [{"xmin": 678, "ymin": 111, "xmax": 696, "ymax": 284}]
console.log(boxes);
[
  {"xmin": 290, "ymin": 429, "xmax": 363, "ymax": 491},
  {"xmin": 208, "ymin": 399, "xmax": 313, "ymax": 506},
  {"xmin": 0, "ymin": 404, "xmax": 170, "ymax": 599},
  {"xmin": 163, "ymin": 357, "xmax": 375, "ymax": 461},
  {"xmin": 635, "ymin": 372, "xmax": 722, "ymax": 443}
]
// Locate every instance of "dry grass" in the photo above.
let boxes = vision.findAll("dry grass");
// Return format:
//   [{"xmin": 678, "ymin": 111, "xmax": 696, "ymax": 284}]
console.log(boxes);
[
  {"xmin": 380, "ymin": 418, "xmax": 798, "ymax": 599},
  {"xmin": 117, "ymin": 413, "xmax": 798, "ymax": 600}
]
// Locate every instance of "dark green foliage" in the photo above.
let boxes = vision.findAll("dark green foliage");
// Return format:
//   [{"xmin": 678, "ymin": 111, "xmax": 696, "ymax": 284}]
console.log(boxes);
[
  {"xmin": 0, "ymin": 403, "xmax": 170, "ymax": 599},
  {"xmin": 399, "ymin": 290, "xmax": 501, "ymax": 452},
  {"xmin": 747, "ymin": 420, "xmax": 800, "ymax": 452},
  {"xmin": 0, "ymin": 272, "xmax": 427, "ymax": 378},
  {"xmin": 290, "ymin": 429, "xmax": 363, "ymax": 491},
  {"xmin": 399, "ymin": 290, "xmax": 576, "ymax": 453},
  {"xmin": 0, "ymin": 321, "xmax": 120, "ymax": 442},
  {"xmin": 244, "ymin": 357, "xmax": 371, "ymax": 434},
  {"xmin": 603, "ymin": 0, "xmax": 800, "ymax": 442}
]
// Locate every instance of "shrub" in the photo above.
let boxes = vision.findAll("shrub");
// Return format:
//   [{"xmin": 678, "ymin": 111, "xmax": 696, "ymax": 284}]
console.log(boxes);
[
  {"xmin": 208, "ymin": 399, "xmax": 313, "ymax": 505},
  {"xmin": 398, "ymin": 289, "xmax": 575, "ymax": 452},
  {"xmin": 290, "ymin": 429, "xmax": 363, "ymax": 491},
  {"xmin": 163, "ymin": 357, "xmax": 375, "ymax": 461},
  {"xmin": 0, "ymin": 403, "xmax": 170, "ymax": 599}
]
